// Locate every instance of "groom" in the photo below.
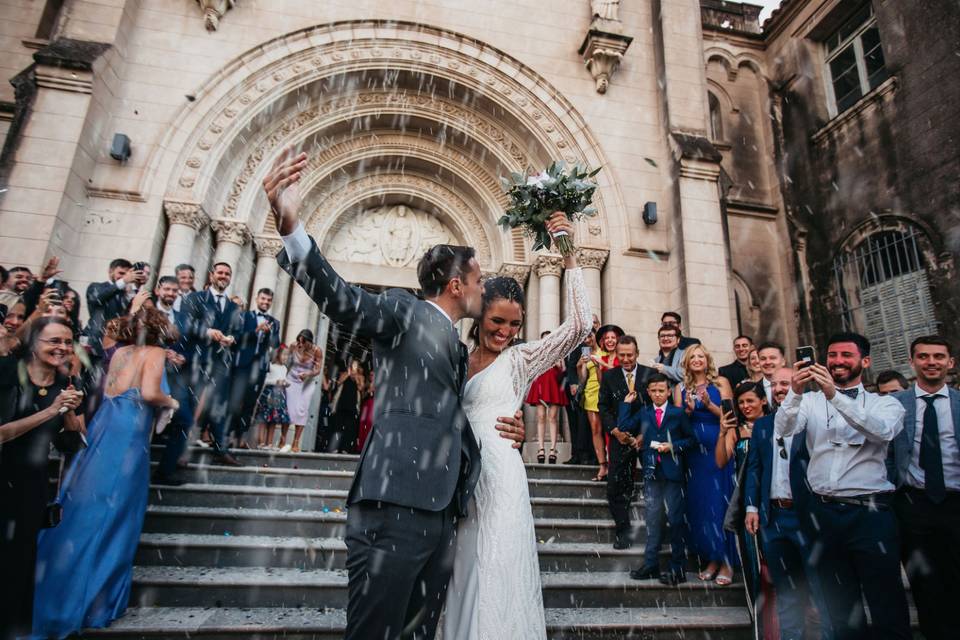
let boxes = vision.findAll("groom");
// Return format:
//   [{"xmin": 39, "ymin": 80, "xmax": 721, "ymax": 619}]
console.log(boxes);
[{"xmin": 263, "ymin": 149, "xmax": 526, "ymax": 639}]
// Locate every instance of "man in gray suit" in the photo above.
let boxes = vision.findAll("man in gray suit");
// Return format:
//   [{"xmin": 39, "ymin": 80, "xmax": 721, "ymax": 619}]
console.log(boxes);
[
  {"xmin": 263, "ymin": 149, "xmax": 526, "ymax": 639},
  {"xmin": 890, "ymin": 335, "xmax": 959, "ymax": 640}
]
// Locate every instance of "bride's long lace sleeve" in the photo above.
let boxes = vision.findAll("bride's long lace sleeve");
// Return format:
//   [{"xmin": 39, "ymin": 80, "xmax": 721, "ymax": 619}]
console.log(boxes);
[{"xmin": 509, "ymin": 267, "xmax": 593, "ymax": 399}]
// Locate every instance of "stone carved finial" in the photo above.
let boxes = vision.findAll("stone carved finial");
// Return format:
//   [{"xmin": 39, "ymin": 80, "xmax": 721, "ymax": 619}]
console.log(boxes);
[
  {"xmin": 164, "ymin": 200, "xmax": 209, "ymax": 231},
  {"xmin": 535, "ymin": 254, "xmax": 564, "ymax": 278},
  {"xmin": 211, "ymin": 219, "xmax": 252, "ymax": 246},
  {"xmin": 498, "ymin": 262, "xmax": 532, "ymax": 289},
  {"xmin": 254, "ymin": 235, "xmax": 284, "ymax": 258},
  {"xmin": 197, "ymin": 0, "xmax": 236, "ymax": 32},
  {"xmin": 577, "ymin": 247, "xmax": 609, "ymax": 270}
]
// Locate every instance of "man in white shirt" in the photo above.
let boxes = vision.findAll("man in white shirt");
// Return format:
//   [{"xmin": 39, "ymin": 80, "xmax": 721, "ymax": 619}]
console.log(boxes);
[
  {"xmin": 775, "ymin": 332, "xmax": 909, "ymax": 639},
  {"xmin": 890, "ymin": 336, "xmax": 959, "ymax": 640},
  {"xmin": 172, "ymin": 263, "xmax": 196, "ymax": 312},
  {"xmin": 756, "ymin": 341, "xmax": 786, "ymax": 406}
]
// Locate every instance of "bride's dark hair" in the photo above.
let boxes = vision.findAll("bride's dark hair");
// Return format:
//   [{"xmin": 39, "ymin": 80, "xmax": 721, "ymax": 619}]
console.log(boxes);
[{"xmin": 468, "ymin": 276, "xmax": 525, "ymax": 346}]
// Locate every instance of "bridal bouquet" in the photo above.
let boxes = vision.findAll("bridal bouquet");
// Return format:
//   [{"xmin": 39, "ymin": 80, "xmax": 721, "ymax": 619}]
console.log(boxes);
[{"xmin": 498, "ymin": 162, "xmax": 601, "ymax": 256}]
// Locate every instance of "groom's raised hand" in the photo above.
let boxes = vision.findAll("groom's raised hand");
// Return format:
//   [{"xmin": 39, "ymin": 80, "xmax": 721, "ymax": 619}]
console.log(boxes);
[
  {"xmin": 496, "ymin": 410, "xmax": 526, "ymax": 449},
  {"xmin": 263, "ymin": 148, "xmax": 308, "ymax": 236}
]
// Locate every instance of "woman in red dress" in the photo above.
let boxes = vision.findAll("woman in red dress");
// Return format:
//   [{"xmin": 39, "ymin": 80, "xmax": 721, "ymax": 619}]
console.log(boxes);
[{"xmin": 525, "ymin": 330, "xmax": 568, "ymax": 463}]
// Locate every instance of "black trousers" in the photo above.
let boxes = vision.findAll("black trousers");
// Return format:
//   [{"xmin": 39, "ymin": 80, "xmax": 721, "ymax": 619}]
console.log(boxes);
[
  {"xmin": 805, "ymin": 497, "xmax": 911, "ymax": 640},
  {"xmin": 565, "ymin": 391, "xmax": 594, "ymax": 464},
  {"xmin": 227, "ymin": 365, "xmax": 266, "ymax": 438},
  {"xmin": 894, "ymin": 488, "xmax": 960, "ymax": 640},
  {"xmin": 344, "ymin": 500, "xmax": 458, "ymax": 640},
  {"xmin": 606, "ymin": 438, "xmax": 639, "ymax": 541}
]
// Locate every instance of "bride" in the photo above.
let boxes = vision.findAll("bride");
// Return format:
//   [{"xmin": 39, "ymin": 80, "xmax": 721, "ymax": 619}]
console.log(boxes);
[{"xmin": 444, "ymin": 212, "xmax": 591, "ymax": 639}]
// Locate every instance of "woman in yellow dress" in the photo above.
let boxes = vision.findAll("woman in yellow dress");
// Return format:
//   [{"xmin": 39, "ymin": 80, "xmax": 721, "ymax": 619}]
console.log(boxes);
[{"xmin": 578, "ymin": 324, "xmax": 623, "ymax": 481}]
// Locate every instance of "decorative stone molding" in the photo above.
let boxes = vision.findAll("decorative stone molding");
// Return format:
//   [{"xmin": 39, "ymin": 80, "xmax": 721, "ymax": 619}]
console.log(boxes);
[
  {"xmin": 498, "ymin": 262, "xmax": 531, "ymax": 288},
  {"xmin": 577, "ymin": 247, "xmax": 609, "ymax": 270},
  {"xmin": 197, "ymin": 0, "xmax": 235, "ymax": 32},
  {"xmin": 670, "ymin": 132, "xmax": 723, "ymax": 181},
  {"xmin": 535, "ymin": 254, "xmax": 564, "ymax": 278},
  {"xmin": 579, "ymin": 29, "xmax": 633, "ymax": 94},
  {"xmin": 163, "ymin": 200, "xmax": 209, "ymax": 230},
  {"xmin": 211, "ymin": 219, "xmax": 251, "ymax": 246},
  {"xmin": 253, "ymin": 235, "xmax": 283, "ymax": 258},
  {"xmin": 31, "ymin": 38, "xmax": 111, "ymax": 95}
]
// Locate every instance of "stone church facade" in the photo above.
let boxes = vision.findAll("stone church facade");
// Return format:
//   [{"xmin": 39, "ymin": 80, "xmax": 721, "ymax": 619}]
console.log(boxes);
[{"xmin": 1, "ymin": 0, "xmax": 955, "ymax": 372}]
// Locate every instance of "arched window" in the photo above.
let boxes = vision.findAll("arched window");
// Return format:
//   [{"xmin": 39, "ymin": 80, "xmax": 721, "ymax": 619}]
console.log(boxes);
[
  {"xmin": 833, "ymin": 227, "xmax": 939, "ymax": 375},
  {"xmin": 708, "ymin": 92, "xmax": 723, "ymax": 141}
]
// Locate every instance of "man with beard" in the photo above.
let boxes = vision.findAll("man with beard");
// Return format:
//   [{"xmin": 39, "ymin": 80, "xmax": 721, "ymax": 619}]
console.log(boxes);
[
  {"xmin": 889, "ymin": 336, "xmax": 959, "ymax": 640},
  {"xmin": 775, "ymin": 332, "xmax": 910, "ymax": 639}
]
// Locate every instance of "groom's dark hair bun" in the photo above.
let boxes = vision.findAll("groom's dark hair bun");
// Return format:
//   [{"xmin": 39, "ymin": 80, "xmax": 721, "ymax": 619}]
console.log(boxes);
[{"xmin": 417, "ymin": 244, "xmax": 477, "ymax": 297}]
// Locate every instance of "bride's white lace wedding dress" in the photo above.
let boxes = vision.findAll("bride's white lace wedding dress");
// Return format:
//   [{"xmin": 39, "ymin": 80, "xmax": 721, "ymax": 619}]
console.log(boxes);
[{"xmin": 443, "ymin": 267, "xmax": 591, "ymax": 640}]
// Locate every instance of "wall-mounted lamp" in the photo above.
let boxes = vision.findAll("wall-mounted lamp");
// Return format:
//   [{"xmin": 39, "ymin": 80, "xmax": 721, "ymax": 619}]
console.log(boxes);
[
  {"xmin": 110, "ymin": 133, "xmax": 131, "ymax": 162},
  {"xmin": 642, "ymin": 202, "xmax": 657, "ymax": 225}
]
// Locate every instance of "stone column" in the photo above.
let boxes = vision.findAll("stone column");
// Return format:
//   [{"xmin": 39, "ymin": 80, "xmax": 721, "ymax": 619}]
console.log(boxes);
[
  {"xmin": 160, "ymin": 201, "xmax": 209, "ymax": 277},
  {"xmin": 535, "ymin": 254, "xmax": 564, "ymax": 332},
  {"xmin": 577, "ymin": 247, "xmax": 608, "ymax": 320},
  {"xmin": 251, "ymin": 236, "xmax": 283, "ymax": 298},
  {"xmin": 285, "ymin": 284, "xmax": 313, "ymax": 343},
  {"xmin": 210, "ymin": 219, "xmax": 251, "ymax": 275}
]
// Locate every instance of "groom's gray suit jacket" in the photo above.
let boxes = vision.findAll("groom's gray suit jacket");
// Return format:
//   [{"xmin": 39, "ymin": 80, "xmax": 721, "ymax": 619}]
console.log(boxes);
[{"xmin": 279, "ymin": 238, "xmax": 481, "ymax": 515}]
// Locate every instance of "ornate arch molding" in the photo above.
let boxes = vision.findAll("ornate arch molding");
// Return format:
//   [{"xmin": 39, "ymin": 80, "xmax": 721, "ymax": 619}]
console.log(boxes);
[
  {"xmin": 306, "ymin": 173, "xmax": 497, "ymax": 268},
  {"xmin": 704, "ymin": 47, "xmax": 766, "ymax": 82},
  {"xmin": 154, "ymin": 20, "xmax": 620, "ymax": 250}
]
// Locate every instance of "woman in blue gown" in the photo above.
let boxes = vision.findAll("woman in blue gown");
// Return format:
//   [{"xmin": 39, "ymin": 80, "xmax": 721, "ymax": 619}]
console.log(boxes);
[
  {"xmin": 673, "ymin": 344, "xmax": 737, "ymax": 586},
  {"xmin": 31, "ymin": 308, "xmax": 179, "ymax": 639}
]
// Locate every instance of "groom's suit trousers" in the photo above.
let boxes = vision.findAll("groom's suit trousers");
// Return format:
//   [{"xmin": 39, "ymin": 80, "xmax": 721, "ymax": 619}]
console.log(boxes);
[{"xmin": 345, "ymin": 499, "xmax": 459, "ymax": 640}]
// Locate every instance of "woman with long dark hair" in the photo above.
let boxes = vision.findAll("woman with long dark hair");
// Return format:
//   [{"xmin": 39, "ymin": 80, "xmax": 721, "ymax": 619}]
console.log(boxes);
[
  {"xmin": 283, "ymin": 329, "xmax": 322, "ymax": 452},
  {"xmin": 0, "ymin": 318, "xmax": 85, "ymax": 639},
  {"xmin": 31, "ymin": 307, "xmax": 179, "ymax": 638}
]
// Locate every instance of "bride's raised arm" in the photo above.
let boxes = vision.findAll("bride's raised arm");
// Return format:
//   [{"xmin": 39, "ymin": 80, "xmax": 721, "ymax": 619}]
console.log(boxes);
[{"xmin": 509, "ymin": 220, "xmax": 593, "ymax": 397}]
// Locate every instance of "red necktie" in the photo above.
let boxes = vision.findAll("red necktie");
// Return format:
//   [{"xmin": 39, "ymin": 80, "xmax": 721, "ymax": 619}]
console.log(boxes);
[{"xmin": 655, "ymin": 407, "xmax": 663, "ymax": 428}]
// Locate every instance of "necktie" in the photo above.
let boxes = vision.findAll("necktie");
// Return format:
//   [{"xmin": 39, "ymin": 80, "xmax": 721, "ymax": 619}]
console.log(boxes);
[
  {"xmin": 838, "ymin": 387, "xmax": 859, "ymax": 399},
  {"xmin": 626, "ymin": 371, "xmax": 634, "ymax": 393},
  {"xmin": 215, "ymin": 294, "xmax": 224, "ymax": 312},
  {"xmin": 920, "ymin": 395, "xmax": 946, "ymax": 503},
  {"xmin": 655, "ymin": 407, "xmax": 663, "ymax": 428}
]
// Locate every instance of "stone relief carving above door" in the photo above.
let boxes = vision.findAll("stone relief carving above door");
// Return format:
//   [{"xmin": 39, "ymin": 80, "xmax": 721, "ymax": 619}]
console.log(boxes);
[{"xmin": 326, "ymin": 205, "xmax": 458, "ymax": 268}]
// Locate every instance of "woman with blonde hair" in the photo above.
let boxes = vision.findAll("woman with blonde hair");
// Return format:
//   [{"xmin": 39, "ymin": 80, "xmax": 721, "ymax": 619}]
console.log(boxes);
[{"xmin": 672, "ymin": 343, "xmax": 736, "ymax": 586}]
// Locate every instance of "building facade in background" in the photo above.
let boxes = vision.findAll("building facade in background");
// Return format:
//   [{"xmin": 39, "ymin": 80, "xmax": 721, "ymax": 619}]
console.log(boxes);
[{"xmin": 1, "ymin": 0, "xmax": 956, "ymax": 374}]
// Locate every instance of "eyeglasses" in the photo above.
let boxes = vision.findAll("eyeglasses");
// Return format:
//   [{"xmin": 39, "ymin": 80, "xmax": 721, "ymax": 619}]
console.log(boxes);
[
  {"xmin": 38, "ymin": 338, "xmax": 74, "ymax": 348},
  {"xmin": 776, "ymin": 436, "xmax": 788, "ymax": 460}
]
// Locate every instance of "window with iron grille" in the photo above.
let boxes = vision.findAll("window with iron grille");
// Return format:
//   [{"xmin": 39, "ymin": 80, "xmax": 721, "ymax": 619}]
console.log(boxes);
[
  {"xmin": 833, "ymin": 228, "xmax": 938, "ymax": 375},
  {"xmin": 824, "ymin": 3, "xmax": 889, "ymax": 115}
]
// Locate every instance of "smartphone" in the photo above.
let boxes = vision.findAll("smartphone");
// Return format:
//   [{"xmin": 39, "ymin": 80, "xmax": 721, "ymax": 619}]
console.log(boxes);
[
  {"xmin": 721, "ymin": 398, "xmax": 734, "ymax": 417},
  {"xmin": 581, "ymin": 346, "xmax": 591, "ymax": 358},
  {"xmin": 796, "ymin": 345, "xmax": 816, "ymax": 368},
  {"xmin": 132, "ymin": 261, "xmax": 147, "ymax": 271}
]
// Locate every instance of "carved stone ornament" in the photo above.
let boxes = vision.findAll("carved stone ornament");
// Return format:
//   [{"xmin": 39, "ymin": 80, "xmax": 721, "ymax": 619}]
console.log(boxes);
[
  {"xmin": 535, "ymin": 254, "xmax": 564, "ymax": 278},
  {"xmin": 163, "ymin": 200, "xmax": 209, "ymax": 231},
  {"xmin": 577, "ymin": 247, "xmax": 609, "ymax": 270},
  {"xmin": 211, "ymin": 219, "xmax": 251, "ymax": 246},
  {"xmin": 197, "ymin": 0, "xmax": 236, "ymax": 32},
  {"xmin": 498, "ymin": 262, "xmax": 532, "ymax": 288},
  {"xmin": 579, "ymin": 29, "xmax": 633, "ymax": 94},
  {"xmin": 253, "ymin": 235, "xmax": 284, "ymax": 258}
]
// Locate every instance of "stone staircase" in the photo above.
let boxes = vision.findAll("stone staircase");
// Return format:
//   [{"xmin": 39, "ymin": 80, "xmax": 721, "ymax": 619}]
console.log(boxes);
[{"xmin": 85, "ymin": 446, "xmax": 752, "ymax": 639}]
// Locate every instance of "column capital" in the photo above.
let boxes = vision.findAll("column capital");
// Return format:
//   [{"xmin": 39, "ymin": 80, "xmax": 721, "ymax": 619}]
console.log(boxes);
[
  {"xmin": 254, "ymin": 235, "xmax": 284, "ymax": 258},
  {"xmin": 534, "ymin": 254, "xmax": 564, "ymax": 278},
  {"xmin": 163, "ymin": 200, "xmax": 209, "ymax": 230},
  {"xmin": 577, "ymin": 247, "xmax": 609, "ymax": 270},
  {"xmin": 497, "ymin": 262, "xmax": 531, "ymax": 288},
  {"xmin": 211, "ymin": 219, "xmax": 252, "ymax": 246}
]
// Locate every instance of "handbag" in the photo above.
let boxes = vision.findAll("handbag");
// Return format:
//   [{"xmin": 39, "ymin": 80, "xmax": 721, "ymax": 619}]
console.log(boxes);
[{"xmin": 723, "ymin": 451, "xmax": 749, "ymax": 533}]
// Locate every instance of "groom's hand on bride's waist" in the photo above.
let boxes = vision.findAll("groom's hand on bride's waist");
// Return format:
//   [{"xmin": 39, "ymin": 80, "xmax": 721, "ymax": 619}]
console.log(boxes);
[{"xmin": 496, "ymin": 410, "xmax": 526, "ymax": 449}]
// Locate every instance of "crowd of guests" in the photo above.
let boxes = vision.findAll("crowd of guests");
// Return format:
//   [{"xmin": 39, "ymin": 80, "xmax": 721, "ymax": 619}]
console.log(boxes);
[{"xmin": 565, "ymin": 310, "xmax": 957, "ymax": 640}]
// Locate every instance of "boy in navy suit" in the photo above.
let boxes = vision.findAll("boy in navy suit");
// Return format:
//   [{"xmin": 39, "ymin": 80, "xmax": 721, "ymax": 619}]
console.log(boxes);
[{"xmin": 620, "ymin": 373, "xmax": 697, "ymax": 585}]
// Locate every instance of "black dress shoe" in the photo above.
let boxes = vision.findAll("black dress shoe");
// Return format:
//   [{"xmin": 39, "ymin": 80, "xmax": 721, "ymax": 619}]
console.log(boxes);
[
  {"xmin": 212, "ymin": 452, "xmax": 243, "ymax": 467},
  {"xmin": 152, "ymin": 474, "xmax": 185, "ymax": 486},
  {"xmin": 629, "ymin": 565, "xmax": 660, "ymax": 580},
  {"xmin": 612, "ymin": 538, "xmax": 632, "ymax": 550},
  {"xmin": 658, "ymin": 570, "xmax": 688, "ymax": 586}
]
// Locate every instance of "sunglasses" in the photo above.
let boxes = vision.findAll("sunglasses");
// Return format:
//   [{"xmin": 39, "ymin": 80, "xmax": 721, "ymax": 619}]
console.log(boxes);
[{"xmin": 776, "ymin": 436, "xmax": 788, "ymax": 460}]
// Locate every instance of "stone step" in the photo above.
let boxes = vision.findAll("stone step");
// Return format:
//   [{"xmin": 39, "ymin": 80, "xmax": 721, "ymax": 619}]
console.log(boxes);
[
  {"xmin": 142, "ymin": 505, "xmax": 627, "ymax": 544},
  {"xmin": 154, "ymin": 462, "xmax": 607, "ymax": 499},
  {"xmin": 82, "ymin": 605, "xmax": 754, "ymax": 639},
  {"xmin": 129, "ymin": 566, "xmax": 746, "ymax": 610},
  {"xmin": 135, "ymin": 534, "xmax": 665, "ymax": 573},
  {"xmin": 149, "ymin": 483, "xmax": 620, "ymax": 519},
  {"xmin": 150, "ymin": 445, "xmax": 598, "ymax": 481}
]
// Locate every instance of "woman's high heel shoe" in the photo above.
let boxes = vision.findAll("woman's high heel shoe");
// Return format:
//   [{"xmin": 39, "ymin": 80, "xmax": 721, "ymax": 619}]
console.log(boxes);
[
  {"xmin": 548, "ymin": 448, "xmax": 558, "ymax": 464},
  {"xmin": 537, "ymin": 448, "xmax": 546, "ymax": 464}
]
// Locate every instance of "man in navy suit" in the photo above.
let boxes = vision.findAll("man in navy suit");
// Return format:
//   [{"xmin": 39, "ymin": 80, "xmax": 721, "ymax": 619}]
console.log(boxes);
[
  {"xmin": 226, "ymin": 287, "xmax": 281, "ymax": 447},
  {"xmin": 891, "ymin": 336, "xmax": 960, "ymax": 640},
  {"xmin": 179, "ymin": 261, "xmax": 244, "ymax": 466},
  {"xmin": 619, "ymin": 372, "xmax": 697, "ymax": 585},
  {"xmin": 84, "ymin": 258, "xmax": 146, "ymax": 358},
  {"xmin": 744, "ymin": 367, "xmax": 827, "ymax": 640}
]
